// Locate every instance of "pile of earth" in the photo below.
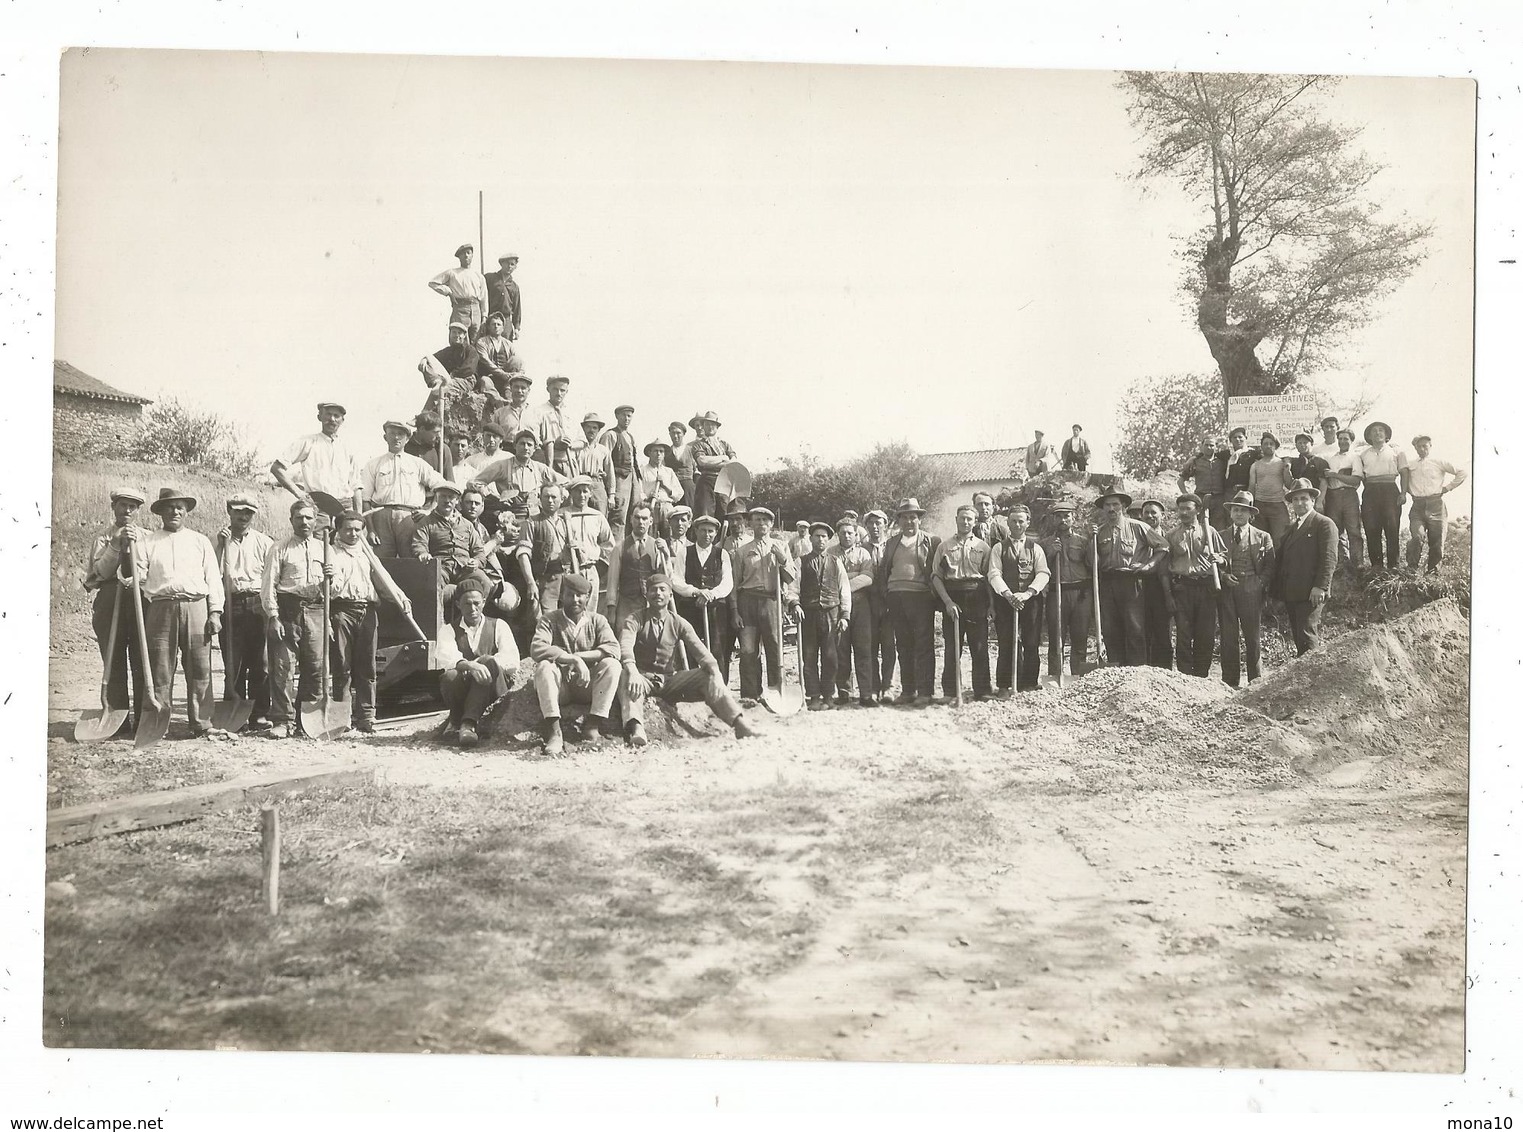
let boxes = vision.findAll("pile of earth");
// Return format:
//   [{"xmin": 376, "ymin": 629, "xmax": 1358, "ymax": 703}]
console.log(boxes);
[
  {"xmin": 1238, "ymin": 597, "xmax": 1470, "ymax": 791},
  {"xmin": 1028, "ymin": 664, "xmax": 1314, "ymax": 793}
]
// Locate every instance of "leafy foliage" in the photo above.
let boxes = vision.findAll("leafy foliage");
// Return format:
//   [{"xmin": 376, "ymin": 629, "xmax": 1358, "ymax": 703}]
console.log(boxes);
[
  {"xmin": 130, "ymin": 394, "xmax": 264, "ymax": 478},
  {"xmin": 1113, "ymin": 371, "xmax": 1227, "ymax": 477},
  {"xmin": 751, "ymin": 442, "xmax": 960, "ymax": 523},
  {"xmin": 1119, "ymin": 72, "xmax": 1430, "ymax": 396}
]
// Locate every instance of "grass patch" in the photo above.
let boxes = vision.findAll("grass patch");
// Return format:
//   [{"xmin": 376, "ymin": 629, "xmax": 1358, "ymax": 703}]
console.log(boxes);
[{"xmin": 44, "ymin": 779, "xmax": 838, "ymax": 1055}]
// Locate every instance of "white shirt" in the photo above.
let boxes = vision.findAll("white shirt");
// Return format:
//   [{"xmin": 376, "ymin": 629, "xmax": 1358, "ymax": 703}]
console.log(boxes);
[
  {"xmin": 529, "ymin": 401, "xmax": 579, "ymax": 451},
  {"xmin": 429, "ymin": 266, "xmax": 487, "ymax": 310},
  {"xmin": 1407, "ymin": 456, "xmax": 1465, "ymax": 497},
  {"xmin": 217, "ymin": 528, "xmax": 276, "ymax": 594},
  {"xmin": 363, "ymin": 450, "xmax": 446, "ymax": 506},
  {"xmin": 281, "ymin": 431, "xmax": 361, "ymax": 498},
  {"xmin": 133, "ymin": 528, "xmax": 225, "ymax": 613}
]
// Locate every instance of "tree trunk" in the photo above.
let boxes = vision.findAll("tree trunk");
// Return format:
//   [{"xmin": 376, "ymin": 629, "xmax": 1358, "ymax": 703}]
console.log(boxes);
[{"xmin": 1196, "ymin": 234, "xmax": 1279, "ymax": 397}]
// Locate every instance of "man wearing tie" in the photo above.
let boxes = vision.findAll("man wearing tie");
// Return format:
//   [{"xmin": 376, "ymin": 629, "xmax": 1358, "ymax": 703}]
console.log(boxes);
[{"xmin": 1272, "ymin": 478, "xmax": 1339, "ymax": 655}]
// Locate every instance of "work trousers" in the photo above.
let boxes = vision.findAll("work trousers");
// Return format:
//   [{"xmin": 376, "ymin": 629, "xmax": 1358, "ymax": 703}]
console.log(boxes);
[
  {"xmin": 1406, "ymin": 495, "xmax": 1448, "ymax": 571},
  {"xmin": 1045, "ymin": 582, "xmax": 1092, "ymax": 678},
  {"xmin": 92, "ymin": 584, "xmax": 144, "ymax": 721},
  {"xmin": 440, "ymin": 656, "xmax": 511, "ymax": 723},
  {"xmin": 887, "ymin": 588, "xmax": 937, "ymax": 699},
  {"xmin": 533, "ymin": 656, "xmax": 620, "ymax": 720},
  {"xmin": 941, "ymin": 583, "xmax": 991, "ymax": 698},
  {"xmin": 1097, "ymin": 573, "xmax": 1148, "ymax": 667},
  {"xmin": 736, "ymin": 589, "xmax": 783, "ymax": 699},
  {"xmin": 369, "ymin": 507, "xmax": 419, "ymax": 559},
  {"xmin": 145, "ymin": 597, "xmax": 214, "ymax": 732},
  {"xmin": 328, "ymin": 600, "xmax": 378, "ymax": 724},
  {"xmin": 675, "ymin": 597, "xmax": 732, "ymax": 683},
  {"xmin": 693, "ymin": 478, "xmax": 727, "ymax": 522},
  {"xmin": 1286, "ymin": 599, "xmax": 1324, "ymax": 655},
  {"xmin": 876, "ymin": 598, "xmax": 898, "ymax": 695},
  {"xmin": 619, "ymin": 666, "xmax": 741, "ymax": 727},
  {"xmin": 270, "ymin": 599, "xmax": 324, "ymax": 723},
  {"xmin": 799, "ymin": 606, "xmax": 842, "ymax": 699},
  {"xmin": 1322, "ymin": 488, "xmax": 1364, "ymax": 567},
  {"xmin": 1142, "ymin": 573, "xmax": 1174, "ymax": 670},
  {"xmin": 1201, "ymin": 491, "xmax": 1227, "ymax": 530},
  {"xmin": 1171, "ymin": 578, "xmax": 1218, "ymax": 678},
  {"xmin": 607, "ymin": 471, "xmax": 636, "ymax": 543},
  {"xmin": 994, "ymin": 591, "xmax": 1045, "ymax": 691},
  {"xmin": 678, "ymin": 475, "xmax": 696, "ymax": 511},
  {"xmin": 1217, "ymin": 578, "xmax": 1264, "ymax": 687},
  {"xmin": 1362, "ymin": 483, "xmax": 1403, "ymax": 568},
  {"xmin": 220, "ymin": 592, "xmax": 271, "ymax": 722},
  {"xmin": 1255, "ymin": 499, "xmax": 1291, "ymax": 546},
  {"xmin": 837, "ymin": 593, "xmax": 880, "ymax": 699}
]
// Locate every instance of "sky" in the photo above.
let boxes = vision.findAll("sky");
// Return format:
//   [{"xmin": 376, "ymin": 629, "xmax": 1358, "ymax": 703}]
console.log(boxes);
[{"xmin": 56, "ymin": 52, "xmax": 1474, "ymax": 510}]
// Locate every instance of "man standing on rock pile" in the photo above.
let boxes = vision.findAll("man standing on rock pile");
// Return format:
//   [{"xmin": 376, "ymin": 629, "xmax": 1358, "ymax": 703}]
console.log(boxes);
[
  {"xmin": 1217, "ymin": 491, "xmax": 1276, "ymax": 687},
  {"xmin": 1272, "ymin": 479, "xmax": 1339, "ymax": 656},
  {"xmin": 986, "ymin": 504, "xmax": 1050, "ymax": 694},
  {"xmin": 1092, "ymin": 489, "xmax": 1167, "ymax": 667},
  {"xmin": 1040, "ymin": 501, "xmax": 1093, "ymax": 682},
  {"xmin": 1404, "ymin": 434, "xmax": 1466, "ymax": 575},
  {"xmin": 1165, "ymin": 493, "xmax": 1227, "ymax": 679}
]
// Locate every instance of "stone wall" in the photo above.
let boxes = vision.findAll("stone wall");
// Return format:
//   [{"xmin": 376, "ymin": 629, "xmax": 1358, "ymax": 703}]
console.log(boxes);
[{"xmin": 53, "ymin": 392, "xmax": 144, "ymax": 459}]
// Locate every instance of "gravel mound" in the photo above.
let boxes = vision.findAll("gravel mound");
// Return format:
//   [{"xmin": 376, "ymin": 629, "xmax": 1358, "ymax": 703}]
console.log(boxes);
[{"xmin": 1238, "ymin": 598, "xmax": 1469, "ymax": 791}]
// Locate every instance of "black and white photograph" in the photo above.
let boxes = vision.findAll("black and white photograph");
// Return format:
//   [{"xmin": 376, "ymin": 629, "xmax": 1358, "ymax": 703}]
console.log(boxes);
[{"xmin": 3, "ymin": 4, "xmax": 1518, "ymax": 1123}]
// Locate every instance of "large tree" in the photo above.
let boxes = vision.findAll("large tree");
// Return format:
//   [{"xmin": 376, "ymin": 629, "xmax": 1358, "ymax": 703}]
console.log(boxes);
[{"xmin": 1120, "ymin": 72, "xmax": 1431, "ymax": 398}]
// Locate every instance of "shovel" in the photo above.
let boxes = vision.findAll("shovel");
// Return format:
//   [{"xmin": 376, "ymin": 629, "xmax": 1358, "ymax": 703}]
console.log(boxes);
[
  {"xmin": 760, "ymin": 555, "xmax": 804, "ymax": 716},
  {"xmin": 131, "ymin": 542, "xmax": 173, "ymax": 748},
  {"xmin": 714, "ymin": 460, "xmax": 751, "ymax": 505},
  {"xmin": 950, "ymin": 607, "xmax": 964, "ymax": 708},
  {"xmin": 1091, "ymin": 531, "xmax": 1108, "ymax": 668},
  {"xmin": 301, "ymin": 521, "xmax": 352, "ymax": 740},
  {"xmin": 1054, "ymin": 537, "xmax": 1065, "ymax": 689},
  {"xmin": 75, "ymin": 583, "xmax": 128, "ymax": 743},
  {"xmin": 212, "ymin": 539, "xmax": 253, "ymax": 732}
]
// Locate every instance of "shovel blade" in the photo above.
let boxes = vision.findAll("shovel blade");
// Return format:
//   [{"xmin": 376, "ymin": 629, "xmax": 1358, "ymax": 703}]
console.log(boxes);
[
  {"xmin": 760, "ymin": 683, "xmax": 806, "ymax": 717},
  {"xmin": 300, "ymin": 700, "xmax": 352, "ymax": 741},
  {"xmin": 75, "ymin": 708, "xmax": 129, "ymax": 744},
  {"xmin": 713, "ymin": 461, "xmax": 752, "ymax": 501},
  {"xmin": 212, "ymin": 694, "xmax": 253, "ymax": 733},
  {"xmin": 134, "ymin": 702, "xmax": 173, "ymax": 749}
]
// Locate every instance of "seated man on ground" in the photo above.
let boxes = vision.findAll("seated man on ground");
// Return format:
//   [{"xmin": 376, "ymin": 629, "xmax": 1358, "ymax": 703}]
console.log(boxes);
[
  {"xmin": 617, "ymin": 573, "xmax": 759, "ymax": 748},
  {"xmin": 529, "ymin": 572, "xmax": 621, "ymax": 756},
  {"xmin": 436, "ymin": 577, "xmax": 520, "ymax": 747}
]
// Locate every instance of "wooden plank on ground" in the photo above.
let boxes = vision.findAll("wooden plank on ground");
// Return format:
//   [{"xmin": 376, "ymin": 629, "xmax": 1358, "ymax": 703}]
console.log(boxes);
[{"xmin": 46, "ymin": 764, "xmax": 376, "ymax": 848}]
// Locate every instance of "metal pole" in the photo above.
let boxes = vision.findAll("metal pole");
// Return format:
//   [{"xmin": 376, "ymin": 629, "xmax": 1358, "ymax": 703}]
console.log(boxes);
[{"xmin": 478, "ymin": 190, "xmax": 485, "ymax": 267}]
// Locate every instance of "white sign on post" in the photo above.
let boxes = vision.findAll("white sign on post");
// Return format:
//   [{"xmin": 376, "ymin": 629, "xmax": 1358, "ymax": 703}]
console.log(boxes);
[{"xmin": 1227, "ymin": 394, "xmax": 1319, "ymax": 452}]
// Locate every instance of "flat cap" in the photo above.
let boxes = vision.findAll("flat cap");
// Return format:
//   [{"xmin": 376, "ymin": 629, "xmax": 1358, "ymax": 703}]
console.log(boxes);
[
  {"xmin": 226, "ymin": 492, "xmax": 260, "ymax": 512},
  {"xmin": 110, "ymin": 486, "xmax": 146, "ymax": 506}
]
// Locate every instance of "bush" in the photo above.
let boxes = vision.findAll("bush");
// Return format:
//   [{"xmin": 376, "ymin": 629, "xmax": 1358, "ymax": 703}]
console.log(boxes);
[
  {"xmin": 130, "ymin": 394, "xmax": 264, "ymax": 478},
  {"xmin": 751, "ymin": 442, "xmax": 960, "ymax": 524}
]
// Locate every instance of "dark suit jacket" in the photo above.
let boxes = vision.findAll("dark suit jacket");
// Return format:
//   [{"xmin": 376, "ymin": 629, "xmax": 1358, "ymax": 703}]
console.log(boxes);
[
  {"xmin": 1273, "ymin": 511, "xmax": 1338, "ymax": 602},
  {"xmin": 873, "ymin": 530, "xmax": 943, "ymax": 601}
]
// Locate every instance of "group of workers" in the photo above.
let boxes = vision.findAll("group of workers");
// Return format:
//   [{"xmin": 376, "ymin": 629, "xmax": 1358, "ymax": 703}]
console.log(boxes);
[{"xmin": 77, "ymin": 242, "xmax": 1467, "ymax": 751}]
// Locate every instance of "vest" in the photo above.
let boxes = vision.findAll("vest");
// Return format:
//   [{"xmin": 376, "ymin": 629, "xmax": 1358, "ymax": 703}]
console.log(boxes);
[
  {"xmin": 453, "ymin": 616, "xmax": 501, "ymax": 661},
  {"xmin": 686, "ymin": 543, "xmax": 724, "ymax": 589},
  {"xmin": 798, "ymin": 552, "xmax": 841, "ymax": 609},
  {"xmin": 998, "ymin": 535, "xmax": 1041, "ymax": 589}
]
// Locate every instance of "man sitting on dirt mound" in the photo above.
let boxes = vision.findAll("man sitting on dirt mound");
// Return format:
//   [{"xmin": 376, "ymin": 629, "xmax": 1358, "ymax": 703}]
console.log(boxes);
[
  {"xmin": 617, "ymin": 573, "xmax": 760, "ymax": 748},
  {"xmin": 529, "ymin": 572, "xmax": 621, "ymax": 756}
]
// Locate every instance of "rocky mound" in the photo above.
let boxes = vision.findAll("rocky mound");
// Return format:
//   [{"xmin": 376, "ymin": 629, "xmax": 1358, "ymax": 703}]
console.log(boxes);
[{"xmin": 1238, "ymin": 598, "xmax": 1470, "ymax": 791}]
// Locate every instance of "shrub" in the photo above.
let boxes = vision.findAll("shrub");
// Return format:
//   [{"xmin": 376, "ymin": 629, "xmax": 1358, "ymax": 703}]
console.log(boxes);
[{"xmin": 130, "ymin": 394, "xmax": 264, "ymax": 478}]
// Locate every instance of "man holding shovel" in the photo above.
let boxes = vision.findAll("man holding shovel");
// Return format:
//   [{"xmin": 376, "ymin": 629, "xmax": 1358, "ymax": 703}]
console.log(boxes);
[
  {"xmin": 216, "ymin": 493, "xmax": 275, "ymax": 732},
  {"xmin": 81, "ymin": 486, "xmax": 148, "ymax": 738},
  {"xmin": 271, "ymin": 401, "xmax": 361, "ymax": 517},
  {"xmin": 987, "ymin": 504, "xmax": 1051, "ymax": 694},
  {"xmin": 126, "ymin": 488, "xmax": 225, "ymax": 739},
  {"xmin": 261, "ymin": 499, "xmax": 327, "ymax": 739},
  {"xmin": 328, "ymin": 510, "xmax": 415, "ymax": 734}
]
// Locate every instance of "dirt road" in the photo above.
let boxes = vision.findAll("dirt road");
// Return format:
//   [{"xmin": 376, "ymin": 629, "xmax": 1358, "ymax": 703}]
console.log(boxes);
[{"xmin": 44, "ymin": 617, "xmax": 1466, "ymax": 1070}]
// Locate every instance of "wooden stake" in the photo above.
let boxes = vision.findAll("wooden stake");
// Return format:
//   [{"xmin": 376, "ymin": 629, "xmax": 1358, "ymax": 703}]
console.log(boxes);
[{"xmin": 261, "ymin": 804, "xmax": 281, "ymax": 916}]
